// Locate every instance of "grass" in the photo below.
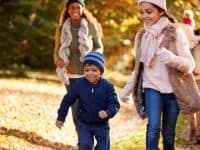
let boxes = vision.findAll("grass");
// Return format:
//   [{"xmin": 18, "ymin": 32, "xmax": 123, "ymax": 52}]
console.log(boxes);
[
  {"xmin": 0, "ymin": 69, "xmax": 198, "ymax": 150},
  {"xmin": 0, "ymin": 69, "xmax": 136, "ymax": 149},
  {"xmin": 112, "ymin": 127, "xmax": 146, "ymax": 150},
  {"xmin": 0, "ymin": 77, "xmax": 71, "ymax": 149},
  {"xmin": 111, "ymin": 113, "xmax": 195, "ymax": 150}
]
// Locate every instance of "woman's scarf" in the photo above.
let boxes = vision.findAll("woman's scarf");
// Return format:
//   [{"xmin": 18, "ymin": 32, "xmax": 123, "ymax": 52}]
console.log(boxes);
[
  {"xmin": 59, "ymin": 18, "xmax": 92, "ymax": 64},
  {"xmin": 140, "ymin": 17, "xmax": 170, "ymax": 67}
]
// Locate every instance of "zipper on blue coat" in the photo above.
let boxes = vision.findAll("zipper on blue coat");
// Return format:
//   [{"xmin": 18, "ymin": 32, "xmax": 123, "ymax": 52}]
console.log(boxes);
[{"xmin": 90, "ymin": 87, "xmax": 94, "ymax": 121}]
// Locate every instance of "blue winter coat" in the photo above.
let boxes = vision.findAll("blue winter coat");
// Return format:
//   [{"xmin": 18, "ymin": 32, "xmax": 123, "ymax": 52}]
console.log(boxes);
[{"xmin": 57, "ymin": 77, "xmax": 120, "ymax": 124}]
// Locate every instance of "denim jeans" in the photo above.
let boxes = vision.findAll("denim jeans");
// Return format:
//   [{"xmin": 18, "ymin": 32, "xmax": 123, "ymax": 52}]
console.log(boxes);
[
  {"xmin": 144, "ymin": 88, "xmax": 179, "ymax": 150},
  {"xmin": 79, "ymin": 122, "xmax": 110, "ymax": 150}
]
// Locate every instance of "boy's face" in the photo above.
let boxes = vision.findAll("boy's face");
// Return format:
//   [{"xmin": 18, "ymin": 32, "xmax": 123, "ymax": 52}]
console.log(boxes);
[{"xmin": 83, "ymin": 64, "xmax": 101, "ymax": 85}]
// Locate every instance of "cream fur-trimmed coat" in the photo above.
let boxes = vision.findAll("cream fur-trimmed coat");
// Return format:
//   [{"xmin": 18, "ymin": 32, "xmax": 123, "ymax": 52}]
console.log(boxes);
[{"xmin": 120, "ymin": 24, "xmax": 200, "ymax": 117}]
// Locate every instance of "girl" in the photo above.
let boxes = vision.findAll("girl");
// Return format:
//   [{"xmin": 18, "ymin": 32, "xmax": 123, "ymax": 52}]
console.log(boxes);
[{"xmin": 120, "ymin": 0, "xmax": 195, "ymax": 149}]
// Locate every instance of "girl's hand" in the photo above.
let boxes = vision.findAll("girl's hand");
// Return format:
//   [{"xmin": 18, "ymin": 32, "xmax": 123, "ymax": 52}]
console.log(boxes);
[
  {"xmin": 119, "ymin": 95, "xmax": 131, "ymax": 103},
  {"xmin": 55, "ymin": 120, "xmax": 64, "ymax": 129},
  {"xmin": 57, "ymin": 58, "xmax": 65, "ymax": 68},
  {"xmin": 119, "ymin": 91, "xmax": 131, "ymax": 103},
  {"xmin": 156, "ymin": 47, "xmax": 175, "ymax": 64},
  {"xmin": 98, "ymin": 110, "xmax": 108, "ymax": 119}
]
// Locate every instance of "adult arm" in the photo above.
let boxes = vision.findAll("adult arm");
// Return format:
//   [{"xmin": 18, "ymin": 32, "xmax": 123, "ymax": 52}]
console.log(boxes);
[
  {"xmin": 53, "ymin": 26, "xmax": 61, "ymax": 65},
  {"xmin": 90, "ymin": 23, "xmax": 104, "ymax": 53}
]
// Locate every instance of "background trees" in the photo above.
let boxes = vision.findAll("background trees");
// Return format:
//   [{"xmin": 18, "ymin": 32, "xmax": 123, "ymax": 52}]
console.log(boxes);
[{"xmin": 0, "ymin": 0, "xmax": 199, "ymax": 70}]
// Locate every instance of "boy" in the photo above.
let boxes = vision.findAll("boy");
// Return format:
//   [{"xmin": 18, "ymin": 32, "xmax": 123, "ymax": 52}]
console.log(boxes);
[{"xmin": 56, "ymin": 52, "xmax": 120, "ymax": 150}]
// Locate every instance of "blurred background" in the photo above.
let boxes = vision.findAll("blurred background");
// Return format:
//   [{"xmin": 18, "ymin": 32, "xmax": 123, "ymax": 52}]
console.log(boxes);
[
  {"xmin": 0, "ymin": 0, "xmax": 200, "ymax": 73},
  {"xmin": 1, "ymin": 0, "xmax": 200, "ymax": 149}
]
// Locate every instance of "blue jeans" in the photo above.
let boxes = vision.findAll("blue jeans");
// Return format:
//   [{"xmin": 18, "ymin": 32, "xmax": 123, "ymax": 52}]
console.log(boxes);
[
  {"xmin": 78, "ymin": 122, "xmax": 110, "ymax": 150},
  {"xmin": 144, "ymin": 88, "xmax": 179, "ymax": 150}
]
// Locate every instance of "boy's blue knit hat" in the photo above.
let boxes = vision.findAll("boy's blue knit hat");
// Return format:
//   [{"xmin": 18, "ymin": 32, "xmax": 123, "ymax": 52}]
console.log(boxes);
[
  {"xmin": 66, "ymin": 0, "xmax": 85, "ymax": 7},
  {"xmin": 83, "ymin": 52, "xmax": 105, "ymax": 73}
]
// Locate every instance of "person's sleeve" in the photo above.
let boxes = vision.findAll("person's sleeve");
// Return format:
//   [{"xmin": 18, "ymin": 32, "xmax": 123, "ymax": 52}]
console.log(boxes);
[
  {"xmin": 57, "ymin": 21, "xmax": 70, "ymax": 64},
  {"xmin": 105, "ymin": 83, "xmax": 120, "ymax": 118},
  {"xmin": 53, "ymin": 26, "xmax": 61, "ymax": 65},
  {"xmin": 119, "ymin": 72, "xmax": 135, "ymax": 99},
  {"xmin": 57, "ymin": 83, "xmax": 78, "ymax": 122},
  {"xmin": 119, "ymin": 32, "xmax": 140, "ymax": 100},
  {"xmin": 180, "ymin": 23, "xmax": 200, "ymax": 48},
  {"xmin": 91, "ymin": 23, "xmax": 104, "ymax": 53},
  {"xmin": 167, "ymin": 27, "xmax": 195, "ymax": 73}
]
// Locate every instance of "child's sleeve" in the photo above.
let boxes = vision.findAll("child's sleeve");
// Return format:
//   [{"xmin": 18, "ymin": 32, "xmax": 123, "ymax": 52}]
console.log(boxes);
[
  {"xmin": 167, "ymin": 27, "xmax": 195, "ymax": 73},
  {"xmin": 57, "ymin": 84, "xmax": 78, "ymax": 122},
  {"xmin": 105, "ymin": 83, "xmax": 120, "ymax": 118},
  {"xmin": 119, "ymin": 32, "xmax": 140, "ymax": 102},
  {"xmin": 119, "ymin": 72, "xmax": 135, "ymax": 101}
]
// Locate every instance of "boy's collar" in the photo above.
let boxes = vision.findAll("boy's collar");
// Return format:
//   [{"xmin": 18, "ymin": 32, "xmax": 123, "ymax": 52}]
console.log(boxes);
[{"xmin": 83, "ymin": 77, "xmax": 102, "ymax": 85}]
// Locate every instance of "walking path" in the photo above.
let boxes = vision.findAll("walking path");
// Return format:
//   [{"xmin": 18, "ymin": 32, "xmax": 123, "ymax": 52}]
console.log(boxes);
[{"xmin": 0, "ymin": 78, "xmax": 145, "ymax": 149}]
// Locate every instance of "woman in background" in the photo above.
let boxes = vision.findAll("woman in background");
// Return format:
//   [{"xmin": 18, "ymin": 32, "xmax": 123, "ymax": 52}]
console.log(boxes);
[{"xmin": 54, "ymin": 0, "xmax": 103, "ymax": 149}]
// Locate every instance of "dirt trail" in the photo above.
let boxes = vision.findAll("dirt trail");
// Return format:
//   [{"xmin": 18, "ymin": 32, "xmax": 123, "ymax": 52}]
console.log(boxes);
[
  {"xmin": 2, "ymin": 76, "xmax": 200, "ymax": 149},
  {"xmin": 58, "ymin": 102, "xmax": 145, "ymax": 146},
  {"xmin": 0, "ymin": 78, "xmax": 145, "ymax": 149}
]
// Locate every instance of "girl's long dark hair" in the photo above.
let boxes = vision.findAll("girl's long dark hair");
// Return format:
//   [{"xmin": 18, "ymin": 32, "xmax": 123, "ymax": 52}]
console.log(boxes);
[{"xmin": 163, "ymin": 12, "xmax": 177, "ymax": 23}]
